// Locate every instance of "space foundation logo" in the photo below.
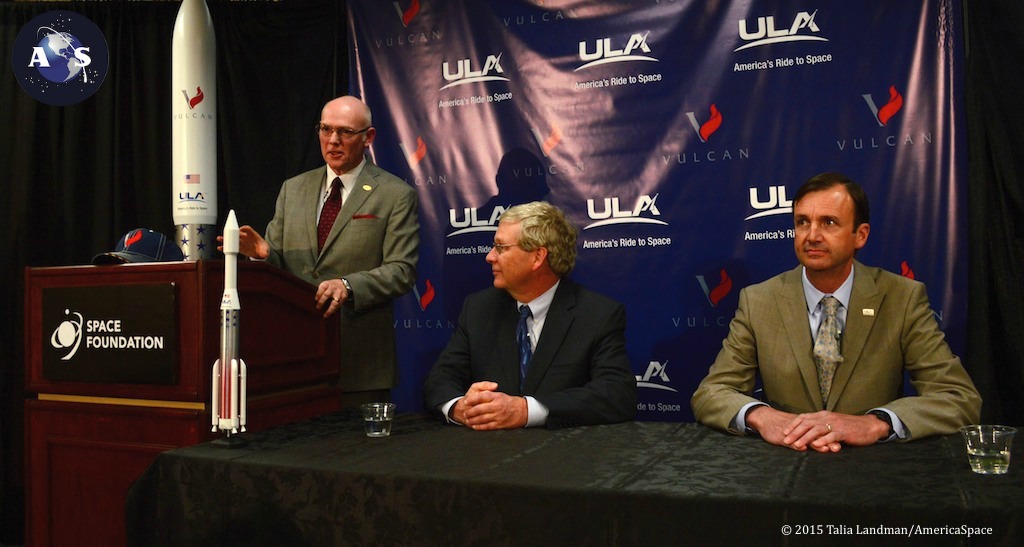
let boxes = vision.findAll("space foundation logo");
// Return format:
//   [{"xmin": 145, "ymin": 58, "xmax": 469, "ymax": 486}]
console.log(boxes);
[{"xmin": 13, "ymin": 11, "xmax": 109, "ymax": 106}]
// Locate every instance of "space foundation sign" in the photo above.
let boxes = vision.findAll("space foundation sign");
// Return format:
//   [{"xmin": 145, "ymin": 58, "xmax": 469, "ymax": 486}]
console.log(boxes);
[{"xmin": 42, "ymin": 284, "xmax": 177, "ymax": 384}]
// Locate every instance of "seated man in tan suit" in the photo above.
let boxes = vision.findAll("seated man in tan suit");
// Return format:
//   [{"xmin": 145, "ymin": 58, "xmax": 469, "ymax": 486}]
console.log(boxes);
[{"xmin": 692, "ymin": 172, "xmax": 981, "ymax": 453}]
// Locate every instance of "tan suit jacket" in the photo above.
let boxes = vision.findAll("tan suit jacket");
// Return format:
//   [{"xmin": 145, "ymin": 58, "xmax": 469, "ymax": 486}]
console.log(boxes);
[
  {"xmin": 691, "ymin": 262, "xmax": 981, "ymax": 439},
  {"xmin": 264, "ymin": 161, "xmax": 418, "ymax": 391}
]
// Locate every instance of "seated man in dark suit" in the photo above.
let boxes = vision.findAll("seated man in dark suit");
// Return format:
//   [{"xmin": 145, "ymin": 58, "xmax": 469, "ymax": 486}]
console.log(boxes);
[{"xmin": 424, "ymin": 202, "xmax": 637, "ymax": 430}]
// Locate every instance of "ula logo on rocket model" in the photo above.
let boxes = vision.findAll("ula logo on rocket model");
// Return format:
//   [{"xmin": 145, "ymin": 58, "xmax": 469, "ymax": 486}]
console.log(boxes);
[{"xmin": 12, "ymin": 10, "xmax": 109, "ymax": 106}]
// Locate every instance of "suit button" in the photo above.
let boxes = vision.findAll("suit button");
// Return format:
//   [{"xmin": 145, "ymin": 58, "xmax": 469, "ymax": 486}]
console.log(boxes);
[{"xmin": 311, "ymin": 271, "xmax": 319, "ymax": 279}]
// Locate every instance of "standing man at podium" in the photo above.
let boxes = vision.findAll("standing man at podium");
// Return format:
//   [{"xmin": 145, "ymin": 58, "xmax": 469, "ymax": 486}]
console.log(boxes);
[{"xmin": 232, "ymin": 96, "xmax": 419, "ymax": 405}]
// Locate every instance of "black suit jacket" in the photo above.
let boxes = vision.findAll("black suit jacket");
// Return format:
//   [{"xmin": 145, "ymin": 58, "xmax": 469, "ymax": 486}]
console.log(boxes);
[{"xmin": 423, "ymin": 279, "xmax": 637, "ymax": 428}]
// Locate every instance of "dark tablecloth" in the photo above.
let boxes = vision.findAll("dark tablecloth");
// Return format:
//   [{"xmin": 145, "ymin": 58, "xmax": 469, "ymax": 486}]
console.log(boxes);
[{"xmin": 126, "ymin": 411, "xmax": 1023, "ymax": 546}]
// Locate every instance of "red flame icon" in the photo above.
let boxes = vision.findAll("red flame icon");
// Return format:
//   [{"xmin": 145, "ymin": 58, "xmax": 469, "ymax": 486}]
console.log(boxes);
[
  {"xmin": 709, "ymin": 268, "xmax": 733, "ymax": 306},
  {"xmin": 700, "ymin": 104, "xmax": 723, "ymax": 142},
  {"xmin": 402, "ymin": 0, "xmax": 421, "ymax": 26},
  {"xmin": 124, "ymin": 230, "xmax": 144, "ymax": 248},
  {"xmin": 410, "ymin": 137, "xmax": 427, "ymax": 165},
  {"xmin": 877, "ymin": 86, "xmax": 903, "ymax": 126},
  {"xmin": 900, "ymin": 261, "xmax": 915, "ymax": 280},
  {"xmin": 542, "ymin": 122, "xmax": 562, "ymax": 156},
  {"xmin": 419, "ymin": 279, "xmax": 435, "ymax": 310},
  {"xmin": 188, "ymin": 86, "xmax": 204, "ymax": 109}
]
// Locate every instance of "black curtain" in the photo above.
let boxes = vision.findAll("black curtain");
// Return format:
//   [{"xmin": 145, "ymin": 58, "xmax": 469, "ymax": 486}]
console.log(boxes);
[
  {"xmin": 0, "ymin": 1, "xmax": 346, "ymax": 543},
  {"xmin": 964, "ymin": 1, "xmax": 1024, "ymax": 426}
]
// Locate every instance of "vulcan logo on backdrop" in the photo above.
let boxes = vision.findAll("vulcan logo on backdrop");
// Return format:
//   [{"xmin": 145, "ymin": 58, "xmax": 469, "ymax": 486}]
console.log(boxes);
[
  {"xmin": 413, "ymin": 279, "xmax": 435, "ymax": 311},
  {"xmin": 530, "ymin": 122, "xmax": 563, "ymax": 157},
  {"xmin": 734, "ymin": 10, "xmax": 827, "ymax": 52},
  {"xmin": 576, "ymin": 32, "xmax": 658, "ymax": 71},
  {"xmin": 696, "ymin": 269, "xmax": 733, "ymax": 307},
  {"xmin": 448, "ymin": 205, "xmax": 508, "ymax": 237},
  {"xmin": 441, "ymin": 53, "xmax": 509, "ymax": 90},
  {"xmin": 635, "ymin": 361, "xmax": 678, "ymax": 393},
  {"xmin": 837, "ymin": 86, "xmax": 932, "ymax": 152},
  {"xmin": 393, "ymin": 0, "xmax": 420, "ymax": 27},
  {"xmin": 686, "ymin": 104, "xmax": 723, "ymax": 143},
  {"xmin": 584, "ymin": 195, "xmax": 667, "ymax": 230},
  {"xmin": 399, "ymin": 136, "xmax": 428, "ymax": 167},
  {"xmin": 182, "ymin": 86, "xmax": 204, "ymax": 109},
  {"xmin": 746, "ymin": 185, "xmax": 792, "ymax": 220},
  {"xmin": 374, "ymin": 0, "xmax": 440, "ymax": 48},
  {"xmin": 863, "ymin": 85, "xmax": 904, "ymax": 127}
]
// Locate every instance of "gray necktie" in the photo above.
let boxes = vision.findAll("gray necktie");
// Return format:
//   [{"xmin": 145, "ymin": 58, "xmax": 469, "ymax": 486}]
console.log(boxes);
[{"xmin": 813, "ymin": 296, "xmax": 844, "ymax": 406}]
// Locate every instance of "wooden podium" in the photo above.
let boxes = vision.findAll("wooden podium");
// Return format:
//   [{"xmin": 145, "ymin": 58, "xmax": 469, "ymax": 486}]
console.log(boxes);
[{"xmin": 24, "ymin": 260, "xmax": 343, "ymax": 547}]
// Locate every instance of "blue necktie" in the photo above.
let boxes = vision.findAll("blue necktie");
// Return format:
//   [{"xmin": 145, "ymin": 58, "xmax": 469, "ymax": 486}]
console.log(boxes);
[{"xmin": 517, "ymin": 304, "xmax": 533, "ymax": 388}]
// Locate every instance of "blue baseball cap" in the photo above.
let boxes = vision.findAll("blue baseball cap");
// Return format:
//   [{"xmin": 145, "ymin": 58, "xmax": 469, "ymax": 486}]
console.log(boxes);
[{"xmin": 92, "ymin": 228, "xmax": 185, "ymax": 264}]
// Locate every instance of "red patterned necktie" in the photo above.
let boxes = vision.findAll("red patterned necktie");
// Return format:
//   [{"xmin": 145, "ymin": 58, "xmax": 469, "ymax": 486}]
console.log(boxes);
[{"xmin": 317, "ymin": 177, "xmax": 343, "ymax": 252}]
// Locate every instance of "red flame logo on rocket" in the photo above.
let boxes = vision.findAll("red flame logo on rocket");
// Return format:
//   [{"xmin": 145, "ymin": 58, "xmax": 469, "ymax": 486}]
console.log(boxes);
[
  {"xmin": 182, "ymin": 86, "xmax": 204, "ymax": 110},
  {"xmin": 700, "ymin": 104, "xmax": 723, "ymax": 142},
  {"xmin": 877, "ymin": 86, "xmax": 903, "ymax": 126},
  {"xmin": 900, "ymin": 260, "xmax": 915, "ymax": 280},
  {"xmin": 709, "ymin": 268, "xmax": 733, "ymax": 306}
]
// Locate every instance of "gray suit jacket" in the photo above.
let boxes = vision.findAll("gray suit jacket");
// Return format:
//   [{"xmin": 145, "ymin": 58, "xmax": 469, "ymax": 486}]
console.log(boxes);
[
  {"xmin": 264, "ymin": 161, "xmax": 419, "ymax": 391},
  {"xmin": 422, "ymin": 279, "xmax": 637, "ymax": 428},
  {"xmin": 691, "ymin": 262, "xmax": 981, "ymax": 439}
]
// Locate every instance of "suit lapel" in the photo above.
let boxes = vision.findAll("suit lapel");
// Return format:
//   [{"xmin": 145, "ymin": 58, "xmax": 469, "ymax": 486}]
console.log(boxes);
[
  {"xmin": 775, "ymin": 266, "xmax": 825, "ymax": 410},
  {"xmin": 522, "ymin": 281, "xmax": 575, "ymax": 393},
  {"xmin": 826, "ymin": 261, "xmax": 881, "ymax": 410},
  {"xmin": 306, "ymin": 170, "xmax": 327, "ymax": 260}
]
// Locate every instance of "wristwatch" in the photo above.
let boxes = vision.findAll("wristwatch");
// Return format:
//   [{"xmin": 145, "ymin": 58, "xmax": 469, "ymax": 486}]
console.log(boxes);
[
  {"xmin": 868, "ymin": 410, "xmax": 894, "ymax": 438},
  {"xmin": 341, "ymin": 278, "xmax": 352, "ymax": 297}
]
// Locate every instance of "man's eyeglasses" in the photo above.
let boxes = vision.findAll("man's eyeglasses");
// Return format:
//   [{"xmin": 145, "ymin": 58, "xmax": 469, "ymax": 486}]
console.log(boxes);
[
  {"xmin": 316, "ymin": 124, "xmax": 370, "ymax": 139},
  {"xmin": 491, "ymin": 243, "xmax": 520, "ymax": 255}
]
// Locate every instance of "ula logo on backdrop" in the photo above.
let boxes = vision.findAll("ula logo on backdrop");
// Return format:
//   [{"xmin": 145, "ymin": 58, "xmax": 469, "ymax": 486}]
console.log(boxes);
[
  {"xmin": 441, "ymin": 53, "xmax": 508, "ymax": 90},
  {"xmin": 584, "ymin": 195, "xmax": 667, "ymax": 230},
  {"xmin": 635, "ymin": 361, "xmax": 677, "ymax": 392},
  {"xmin": 448, "ymin": 206, "xmax": 508, "ymax": 236},
  {"xmin": 13, "ymin": 10, "xmax": 109, "ymax": 106},
  {"xmin": 734, "ymin": 10, "xmax": 827, "ymax": 52},
  {"xmin": 576, "ymin": 32, "xmax": 658, "ymax": 71},
  {"xmin": 745, "ymin": 186, "xmax": 792, "ymax": 220}
]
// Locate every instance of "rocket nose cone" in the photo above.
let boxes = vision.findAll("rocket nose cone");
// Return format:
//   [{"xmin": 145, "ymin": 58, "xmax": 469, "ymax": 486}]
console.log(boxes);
[{"xmin": 225, "ymin": 209, "xmax": 239, "ymax": 230}]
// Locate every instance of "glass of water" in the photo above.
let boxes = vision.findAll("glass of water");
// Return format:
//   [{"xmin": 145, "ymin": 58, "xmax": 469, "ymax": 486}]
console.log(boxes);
[
  {"xmin": 360, "ymin": 402, "xmax": 396, "ymax": 438},
  {"xmin": 960, "ymin": 425, "xmax": 1016, "ymax": 475}
]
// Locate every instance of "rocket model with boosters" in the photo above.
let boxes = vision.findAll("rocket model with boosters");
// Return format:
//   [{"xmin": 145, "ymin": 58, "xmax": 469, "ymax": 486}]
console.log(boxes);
[
  {"xmin": 212, "ymin": 210, "xmax": 247, "ymax": 435},
  {"xmin": 171, "ymin": 0, "xmax": 217, "ymax": 260}
]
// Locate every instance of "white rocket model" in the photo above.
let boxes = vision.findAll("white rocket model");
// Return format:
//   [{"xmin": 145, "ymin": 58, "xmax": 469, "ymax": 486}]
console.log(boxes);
[
  {"xmin": 171, "ymin": 0, "xmax": 217, "ymax": 260},
  {"xmin": 212, "ymin": 210, "xmax": 247, "ymax": 435}
]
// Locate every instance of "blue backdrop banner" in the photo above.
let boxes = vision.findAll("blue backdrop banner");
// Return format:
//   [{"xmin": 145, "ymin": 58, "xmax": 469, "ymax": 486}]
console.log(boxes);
[{"xmin": 347, "ymin": 0, "xmax": 967, "ymax": 421}]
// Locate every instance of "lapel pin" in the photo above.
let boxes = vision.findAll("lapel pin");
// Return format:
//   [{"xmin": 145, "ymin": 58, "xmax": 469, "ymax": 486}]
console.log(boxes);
[
  {"xmin": 862, "ymin": 308, "xmax": 875, "ymax": 316},
  {"xmin": 362, "ymin": 185, "xmax": 372, "ymax": 191}
]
